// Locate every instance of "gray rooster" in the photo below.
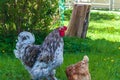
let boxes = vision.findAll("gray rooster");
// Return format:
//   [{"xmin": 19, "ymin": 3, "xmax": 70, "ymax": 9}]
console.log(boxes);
[{"xmin": 14, "ymin": 26, "xmax": 67, "ymax": 80}]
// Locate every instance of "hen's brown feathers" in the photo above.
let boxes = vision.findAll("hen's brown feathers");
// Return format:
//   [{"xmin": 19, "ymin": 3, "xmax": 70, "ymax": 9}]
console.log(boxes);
[{"xmin": 66, "ymin": 56, "xmax": 91, "ymax": 80}]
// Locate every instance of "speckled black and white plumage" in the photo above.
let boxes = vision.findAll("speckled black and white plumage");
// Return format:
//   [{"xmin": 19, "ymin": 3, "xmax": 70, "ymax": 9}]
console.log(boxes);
[{"xmin": 14, "ymin": 27, "xmax": 66, "ymax": 80}]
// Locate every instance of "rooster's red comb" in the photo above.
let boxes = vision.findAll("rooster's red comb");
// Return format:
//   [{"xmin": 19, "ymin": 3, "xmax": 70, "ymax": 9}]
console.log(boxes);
[{"xmin": 63, "ymin": 26, "xmax": 67, "ymax": 30}]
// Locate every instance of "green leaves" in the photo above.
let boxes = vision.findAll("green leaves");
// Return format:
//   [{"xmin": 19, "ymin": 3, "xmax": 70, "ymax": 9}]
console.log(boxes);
[
  {"xmin": 0, "ymin": 0, "xmax": 58, "ymax": 34},
  {"xmin": 0, "ymin": 0, "xmax": 59, "ymax": 55}
]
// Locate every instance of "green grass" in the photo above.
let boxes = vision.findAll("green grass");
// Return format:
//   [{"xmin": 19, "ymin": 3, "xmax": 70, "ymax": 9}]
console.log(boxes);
[
  {"xmin": 0, "ymin": 55, "xmax": 31, "ymax": 80},
  {"xmin": 0, "ymin": 11, "xmax": 120, "ymax": 80},
  {"xmin": 56, "ymin": 53, "xmax": 120, "ymax": 80},
  {"xmin": 88, "ymin": 20, "xmax": 120, "ymax": 42}
]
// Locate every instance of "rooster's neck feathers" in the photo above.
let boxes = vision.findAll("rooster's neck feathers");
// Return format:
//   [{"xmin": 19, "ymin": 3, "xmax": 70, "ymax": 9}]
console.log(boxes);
[
  {"xmin": 38, "ymin": 29, "xmax": 64, "ymax": 62},
  {"xmin": 42, "ymin": 29, "xmax": 63, "ymax": 52}
]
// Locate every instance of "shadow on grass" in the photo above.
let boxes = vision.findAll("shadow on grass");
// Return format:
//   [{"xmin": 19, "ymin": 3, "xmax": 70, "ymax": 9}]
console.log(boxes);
[{"xmin": 64, "ymin": 37, "xmax": 120, "ymax": 54}]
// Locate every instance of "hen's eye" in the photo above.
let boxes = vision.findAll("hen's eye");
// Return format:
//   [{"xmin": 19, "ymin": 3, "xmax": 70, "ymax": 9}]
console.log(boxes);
[{"xmin": 82, "ymin": 62, "xmax": 85, "ymax": 65}]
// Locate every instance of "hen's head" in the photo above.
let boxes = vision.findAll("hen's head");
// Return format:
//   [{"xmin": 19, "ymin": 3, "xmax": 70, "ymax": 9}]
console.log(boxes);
[
  {"xmin": 17, "ymin": 31, "xmax": 35, "ymax": 46},
  {"xmin": 78, "ymin": 55, "xmax": 89, "ymax": 74},
  {"xmin": 59, "ymin": 26, "xmax": 67, "ymax": 37}
]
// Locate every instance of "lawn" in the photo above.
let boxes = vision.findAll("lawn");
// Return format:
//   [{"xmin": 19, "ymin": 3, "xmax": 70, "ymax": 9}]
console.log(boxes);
[{"xmin": 0, "ymin": 10, "xmax": 120, "ymax": 80}]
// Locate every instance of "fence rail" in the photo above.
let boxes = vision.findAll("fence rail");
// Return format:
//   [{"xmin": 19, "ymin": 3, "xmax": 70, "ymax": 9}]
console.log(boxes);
[{"xmin": 65, "ymin": 0, "xmax": 120, "ymax": 10}]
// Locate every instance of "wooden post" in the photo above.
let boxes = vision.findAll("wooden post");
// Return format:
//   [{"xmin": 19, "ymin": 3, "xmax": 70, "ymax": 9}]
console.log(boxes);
[
  {"xmin": 66, "ymin": 3, "xmax": 91, "ymax": 38},
  {"xmin": 109, "ymin": 0, "xmax": 114, "ymax": 10}
]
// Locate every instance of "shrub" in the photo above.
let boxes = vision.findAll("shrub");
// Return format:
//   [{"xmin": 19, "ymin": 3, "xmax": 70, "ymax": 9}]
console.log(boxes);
[
  {"xmin": 64, "ymin": 9, "xmax": 72, "ymax": 20},
  {"xmin": 0, "ymin": 0, "xmax": 58, "ymax": 55},
  {"xmin": 0, "ymin": 0, "xmax": 58, "ymax": 35}
]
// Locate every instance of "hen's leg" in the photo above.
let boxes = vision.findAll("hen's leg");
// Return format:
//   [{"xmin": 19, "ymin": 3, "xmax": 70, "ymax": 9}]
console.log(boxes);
[{"xmin": 46, "ymin": 70, "xmax": 57, "ymax": 80}]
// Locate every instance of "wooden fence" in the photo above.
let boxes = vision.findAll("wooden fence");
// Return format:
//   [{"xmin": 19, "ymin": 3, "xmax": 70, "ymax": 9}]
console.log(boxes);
[{"xmin": 65, "ymin": 0, "xmax": 120, "ymax": 10}]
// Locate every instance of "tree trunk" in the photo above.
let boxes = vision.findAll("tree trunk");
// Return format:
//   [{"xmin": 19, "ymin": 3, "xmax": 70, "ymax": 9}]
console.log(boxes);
[{"xmin": 66, "ymin": 3, "xmax": 91, "ymax": 38}]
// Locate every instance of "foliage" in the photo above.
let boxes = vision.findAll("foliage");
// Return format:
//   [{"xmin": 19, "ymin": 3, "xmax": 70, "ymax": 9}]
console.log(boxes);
[
  {"xmin": 0, "ymin": 34, "xmax": 16, "ymax": 55},
  {"xmin": 0, "ymin": 0, "xmax": 58, "ymax": 35},
  {"xmin": 64, "ymin": 9, "xmax": 72, "ymax": 20},
  {"xmin": 0, "ymin": 0, "xmax": 58, "ymax": 54}
]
